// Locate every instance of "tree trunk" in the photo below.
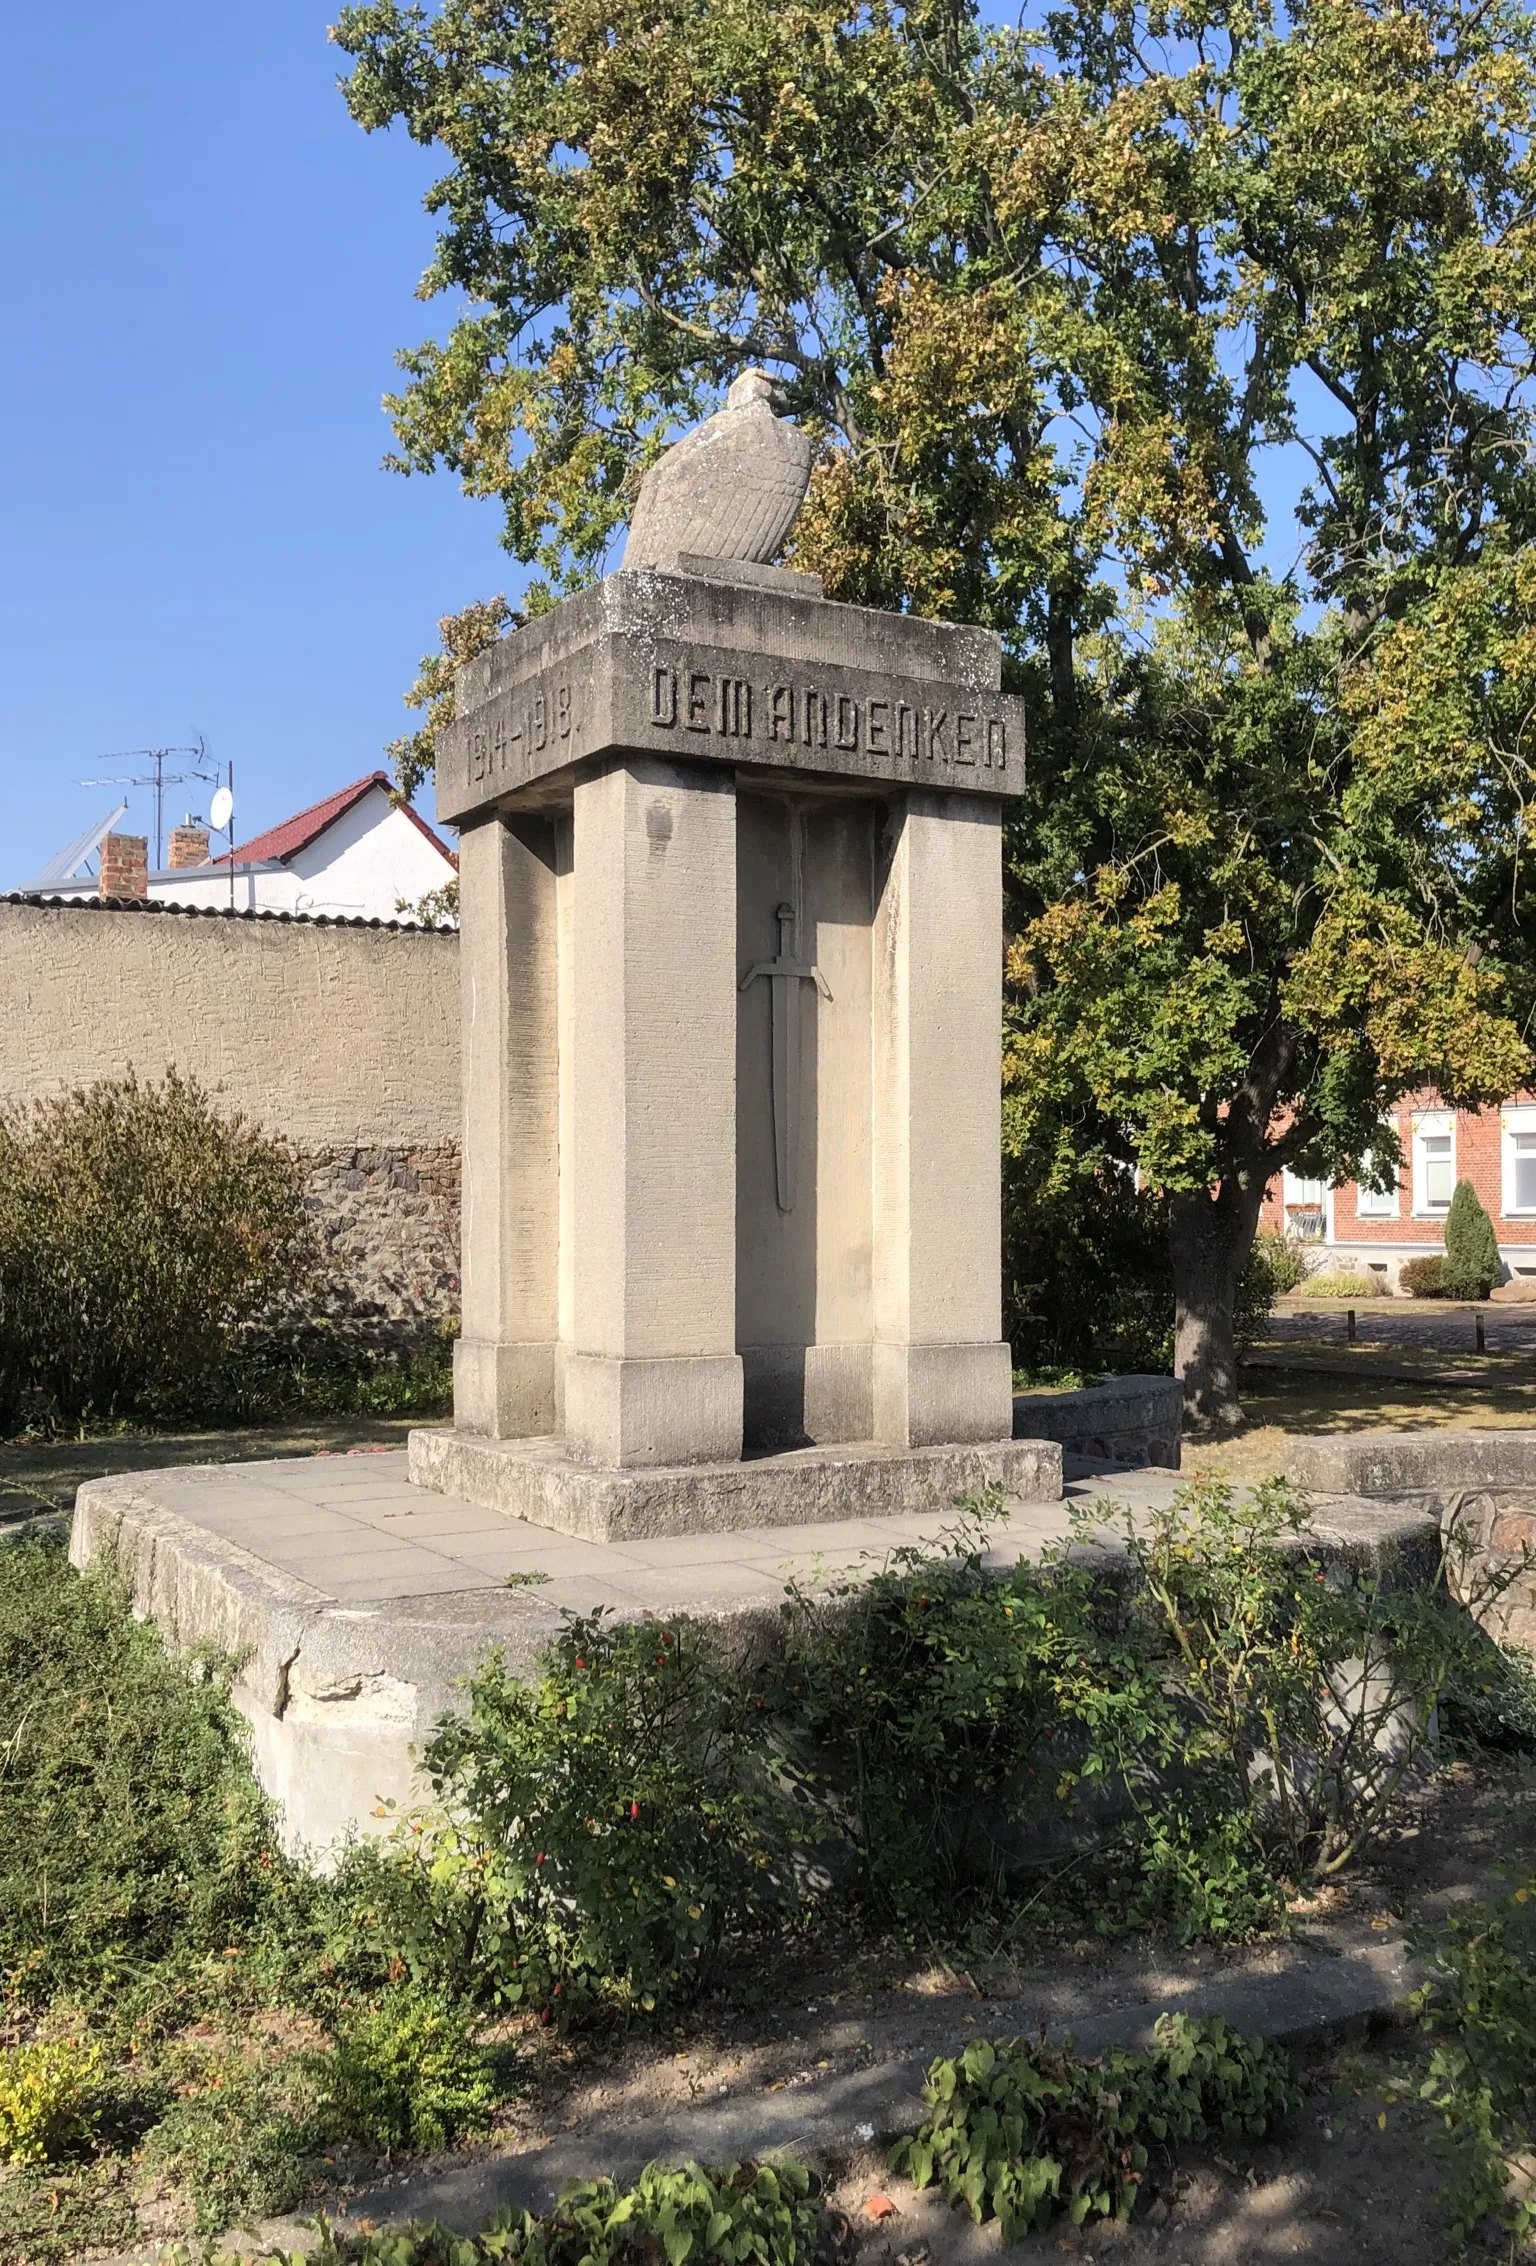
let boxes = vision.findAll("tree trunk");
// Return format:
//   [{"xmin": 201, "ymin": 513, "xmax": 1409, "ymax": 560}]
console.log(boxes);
[{"xmin": 1167, "ymin": 1180, "xmax": 1266, "ymax": 1434}]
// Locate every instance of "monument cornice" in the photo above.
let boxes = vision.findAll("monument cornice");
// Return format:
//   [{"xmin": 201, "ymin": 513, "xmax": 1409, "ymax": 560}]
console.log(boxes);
[{"xmin": 435, "ymin": 566, "xmax": 1026, "ymax": 825}]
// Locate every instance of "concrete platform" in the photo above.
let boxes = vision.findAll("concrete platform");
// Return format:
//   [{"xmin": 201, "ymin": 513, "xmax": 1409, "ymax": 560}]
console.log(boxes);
[
  {"xmin": 68, "ymin": 1449, "xmax": 1440, "ymax": 1860},
  {"xmin": 406, "ymin": 1426, "xmax": 1061, "ymax": 1542}
]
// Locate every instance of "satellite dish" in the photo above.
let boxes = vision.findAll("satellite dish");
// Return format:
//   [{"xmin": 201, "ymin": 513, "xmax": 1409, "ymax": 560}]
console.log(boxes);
[{"xmin": 210, "ymin": 786, "xmax": 234, "ymax": 832}]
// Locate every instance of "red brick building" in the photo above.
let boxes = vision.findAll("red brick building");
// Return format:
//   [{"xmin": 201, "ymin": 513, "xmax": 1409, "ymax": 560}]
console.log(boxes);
[{"xmin": 1259, "ymin": 1093, "xmax": 1536, "ymax": 1290}]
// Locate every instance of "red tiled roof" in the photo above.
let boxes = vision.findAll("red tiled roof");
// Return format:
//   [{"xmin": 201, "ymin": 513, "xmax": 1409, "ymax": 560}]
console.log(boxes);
[{"xmin": 219, "ymin": 771, "xmax": 456, "ymax": 868}]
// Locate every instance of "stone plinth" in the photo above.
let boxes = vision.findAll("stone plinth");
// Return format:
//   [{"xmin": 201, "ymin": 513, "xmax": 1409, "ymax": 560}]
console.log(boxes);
[
  {"xmin": 407, "ymin": 1429, "xmax": 1060, "ymax": 1545},
  {"xmin": 425, "ymin": 557, "xmax": 1029, "ymax": 1529}
]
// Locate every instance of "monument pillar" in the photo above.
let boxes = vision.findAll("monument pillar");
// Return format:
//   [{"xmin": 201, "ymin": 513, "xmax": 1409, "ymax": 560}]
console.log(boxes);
[
  {"xmin": 871, "ymin": 792, "xmax": 1014, "ymax": 1446},
  {"xmin": 408, "ymin": 538, "xmax": 1057, "ymax": 1539},
  {"xmin": 452, "ymin": 812, "xmax": 561, "ymax": 1437},
  {"xmin": 564, "ymin": 755, "xmax": 744, "ymax": 1467}
]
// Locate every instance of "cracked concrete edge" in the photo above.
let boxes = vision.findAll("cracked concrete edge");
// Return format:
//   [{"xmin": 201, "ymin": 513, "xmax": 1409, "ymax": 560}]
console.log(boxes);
[
  {"xmin": 71, "ymin": 1476, "xmax": 329, "ymax": 1716},
  {"xmin": 143, "ymin": 1922, "xmax": 1420, "ymax": 2263}
]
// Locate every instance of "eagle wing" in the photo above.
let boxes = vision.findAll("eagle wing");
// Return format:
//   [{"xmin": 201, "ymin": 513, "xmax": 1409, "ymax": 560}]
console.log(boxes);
[{"xmin": 623, "ymin": 400, "xmax": 812, "ymax": 571}]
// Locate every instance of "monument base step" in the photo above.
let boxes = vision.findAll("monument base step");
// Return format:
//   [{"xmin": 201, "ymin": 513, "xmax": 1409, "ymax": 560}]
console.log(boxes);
[{"xmin": 406, "ymin": 1428, "xmax": 1062, "ymax": 1544}]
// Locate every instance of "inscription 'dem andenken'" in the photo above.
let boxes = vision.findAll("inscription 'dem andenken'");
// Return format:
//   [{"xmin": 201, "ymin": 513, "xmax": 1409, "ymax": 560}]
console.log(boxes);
[
  {"xmin": 648, "ymin": 666, "xmax": 1009, "ymax": 770},
  {"xmin": 463, "ymin": 658, "xmax": 1011, "ymax": 786}
]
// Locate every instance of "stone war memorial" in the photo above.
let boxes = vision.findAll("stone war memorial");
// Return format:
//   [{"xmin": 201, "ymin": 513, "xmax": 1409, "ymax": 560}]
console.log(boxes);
[
  {"xmin": 411, "ymin": 369, "xmax": 1045, "ymax": 1540},
  {"xmin": 72, "ymin": 372, "xmax": 1077, "ymax": 1850}
]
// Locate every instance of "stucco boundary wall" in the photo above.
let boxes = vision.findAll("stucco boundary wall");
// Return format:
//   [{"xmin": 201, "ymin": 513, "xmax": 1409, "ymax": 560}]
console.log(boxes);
[
  {"xmin": 0, "ymin": 896, "xmax": 462, "ymax": 1321},
  {"xmin": 1011, "ymin": 1375, "xmax": 1183, "ymax": 1471}
]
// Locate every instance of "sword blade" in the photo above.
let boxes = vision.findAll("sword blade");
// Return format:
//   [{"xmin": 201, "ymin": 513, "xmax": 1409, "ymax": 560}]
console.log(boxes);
[{"xmin": 772, "ymin": 972, "xmax": 797, "ymax": 1212}]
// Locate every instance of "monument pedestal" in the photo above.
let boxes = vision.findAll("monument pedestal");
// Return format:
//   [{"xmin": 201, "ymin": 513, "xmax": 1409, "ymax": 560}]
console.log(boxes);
[
  {"xmin": 419, "ymin": 555, "xmax": 1036, "ymax": 1534},
  {"xmin": 407, "ymin": 1429, "xmax": 1060, "ymax": 1545}
]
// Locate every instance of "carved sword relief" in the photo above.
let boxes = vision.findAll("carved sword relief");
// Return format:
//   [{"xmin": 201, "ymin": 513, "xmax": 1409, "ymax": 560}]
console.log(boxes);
[{"xmin": 738, "ymin": 901, "xmax": 831, "ymax": 1213}]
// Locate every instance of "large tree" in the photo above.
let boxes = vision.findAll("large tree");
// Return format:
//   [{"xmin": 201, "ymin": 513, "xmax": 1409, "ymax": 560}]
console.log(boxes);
[{"xmin": 337, "ymin": 0, "xmax": 1536, "ymax": 1426}]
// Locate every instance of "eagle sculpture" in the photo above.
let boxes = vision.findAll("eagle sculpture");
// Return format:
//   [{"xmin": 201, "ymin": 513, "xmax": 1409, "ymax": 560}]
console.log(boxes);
[{"xmin": 622, "ymin": 369, "xmax": 812, "ymax": 572}]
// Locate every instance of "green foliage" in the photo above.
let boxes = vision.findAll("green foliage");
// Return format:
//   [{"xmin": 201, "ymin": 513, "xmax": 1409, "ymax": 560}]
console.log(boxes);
[
  {"xmin": 228, "ymin": 2159, "xmax": 821, "ymax": 2266},
  {"xmin": 1299, "ymin": 1270, "xmax": 1386, "ymax": 1299},
  {"xmin": 386, "ymin": 598, "xmax": 518, "ymax": 802},
  {"xmin": 1002, "ymin": 1137, "xmax": 1172, "ymax": 1375},
  {"xmin": 1250, "ymin": 1230, "xmax": 1309, "ymax": 1298},
  {"xmin": 0, "ymin": 2040, "xmax": 101, "ymax": 2166},
  {"xmin": 140, "ymin": 2056, "xmax": 318, "ymax": 2234},
  {"xmin": 0, "ymin": 1535, "xmax": 305, "ymax": 2012},
  {"xmin": 1091, "ymin": 1478, "xmax": 1485, "ymax": 1894},
  {"xmin": 1444, "ymin": 1179, "xmax": 1501, "ymax": 1300},
  {"xmin": 0, "ymin": 1072, "xmax": 313, "ymax": 1429},
  {"xmin": 1401, "ymin": 1256, "xmax": 1454, "ymax": 1298},
  {"xmin": 767, "ymin": 1512, "xmax": 1095, "ymax": 1918},
  {"xmin": 311, "ymin": 1986, "xmax": 496, "ymax": 2154},
  {"xmin": 1409, "ymin": 1878, "xmax": 1536, "ymax": 2249},
  {"xmin": 218, "ymin": 1321, "xmax": 457, "ymax": 1425},
  {"xmin": 1441, "ymin": 1636, "xmax": 1536, "ymax": 1758},
  {"xmin": 337, "ymin": 1611, "xmax": 784, "ymax": 2017},
  {"xmin": 889, "ymin": 2014, "xmax": 1299, "ymax": 2236}
]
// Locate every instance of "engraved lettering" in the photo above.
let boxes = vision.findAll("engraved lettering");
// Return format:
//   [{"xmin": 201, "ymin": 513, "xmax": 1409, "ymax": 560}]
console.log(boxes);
[
  {"xmin": 557, "ymin": 683, "xmax": 572, "ymax": 739},
  {"xmin": 491, "ymin": 715, "xmax": 507, "ymax": 774},
  {"xmin": 834, "ymin": 694, "xmax": 860, "ymax": 751},
  {"xmin": 925, "ymin": 708, "xmax": 949, "ymax": 762},
  {"xmin": 955, "ymin": 712, "xmax": 977, "ymax": 764},
  {"xmin": 897, "ymin": 703, "xmax": 917, "ymax": 761},
  {"xmin": 686, "ymin": 671, "xmax": 712, "ymax": 731},
  {"xmin": 802, "ymin": 689, "xmax": 829, "ymax": 749},
  {"xmin": 533, "ymin": 693, "xmax": 548, "ymax": 753},
  {"xmin": 717, "ymin": 676, "xmax": 752, "ymax": 737},
  {"xmin": 986, "ymin": 717, "xmax": 1007, "ymax": 770},
  {"xmin": 650, "ymin": 666, "xmax": 677, "ymax": 727},
  {"xmin": 867, "ymin": 698, "xmax": 889, "ymax": 754},
  {"xmin": 471, "ymin": 728, "xmax": 486, "ymax": 783},
  {"xmin": 768, "ymin": 684, "xmax": 795, "ymax": 741}
]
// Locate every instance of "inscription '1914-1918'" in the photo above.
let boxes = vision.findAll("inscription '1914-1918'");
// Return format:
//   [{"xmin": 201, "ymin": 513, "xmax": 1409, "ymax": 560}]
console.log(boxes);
[{"xmin": 647, "ymin": 664, "xmax": 1009, "ymax": 771}]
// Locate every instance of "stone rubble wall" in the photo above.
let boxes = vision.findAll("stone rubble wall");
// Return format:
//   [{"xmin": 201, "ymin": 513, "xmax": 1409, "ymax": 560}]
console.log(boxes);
[{"xmin": 301, "ymin": 1143, "xmax": 461, "ymax": 1323}]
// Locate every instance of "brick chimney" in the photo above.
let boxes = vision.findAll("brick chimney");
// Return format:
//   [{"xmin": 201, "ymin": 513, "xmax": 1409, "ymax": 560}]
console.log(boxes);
[
  {"xmin": 98, "ymin": 833, "xmax": 148, "ymax": 901},
  {"xmin": 167, "ymin": 820, "xmax": 212, "ymax": 869}
]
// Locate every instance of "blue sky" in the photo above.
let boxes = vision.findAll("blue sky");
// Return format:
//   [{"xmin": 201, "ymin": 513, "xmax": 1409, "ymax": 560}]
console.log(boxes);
[{"xmin": 0, "ymin": 1, "xmax": 514, "ymax": 889}]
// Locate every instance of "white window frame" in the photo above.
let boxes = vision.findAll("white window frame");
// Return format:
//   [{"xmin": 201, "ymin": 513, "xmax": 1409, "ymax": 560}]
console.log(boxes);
[
  {"xmin": 1412, "ymin": 1110, "xmax": 1456, "ymax": 1218},
  {"xmin": 1502, "ymin": 1106, "xmax": 1536, "ymax": 1218},
  {"xmin": 1282, "ymin": 1168, "xmax": 1329, "ymax": 1242},
  {"xmin": 1355, "ymin": 1146, "xmax": 1399, "ymax": 1219}
]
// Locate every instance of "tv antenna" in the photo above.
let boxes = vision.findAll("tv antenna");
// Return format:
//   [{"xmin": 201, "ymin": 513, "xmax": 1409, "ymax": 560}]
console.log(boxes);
[{"xmin": 80, "ymin": 736, "xmax": 217, "ymax": 871}]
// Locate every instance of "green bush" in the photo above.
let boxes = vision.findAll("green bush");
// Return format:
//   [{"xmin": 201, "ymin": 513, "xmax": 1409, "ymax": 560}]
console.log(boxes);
[
  {"xmin": 1301, "ymin": 1269, "xmax": 1386, "ymax": 1298},
  {"xmin": 1249, "ymin": 1227, "xmax": 1309, "ymax": 1296},
  {"xmin": 1401, "ymin": 1254, "xmax": 1452, "ymax": 1297},
  {"xmin": 337, "ymin": 1611, "xmax": 786, "ymax": 2016},
  {"xmin": 311, "ymin": 1986, "xmax": 496, "ymax": 2154},
  {"xmin": 766, "ymin": 1517, "xmax": 1094, "ymax": 1918},
  {"xmin": 1445, "ymin": 1177, "xmax": 1501, "ymax": 1299},
  {"xmin": 0, "ymin": 1071, "xmax": 314, "ymax": 1427},
  {"xmin": 0, "ymin": 2040, "xmax": 102, "ymax": 2166},
  {"xmin": 1002, "ymin": 1146, "xmax": 1173, "ymax": 1374},
  {"xmin": 889, "ymin": 2014, "xmax": 1299, "ymax": 2236},
  {"xmin": 1409, "ymin": 1878, "xmax": 1536, "ymax": 2249},
  {"xmin": 0, "ymin": 1536, "xmax": 304, "ymax": 2010}
]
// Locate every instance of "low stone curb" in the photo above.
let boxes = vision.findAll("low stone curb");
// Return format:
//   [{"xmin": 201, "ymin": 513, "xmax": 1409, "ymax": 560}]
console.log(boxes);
[{"xmin": 122, "ymin": 1915, "xmax": 1419, "ymax": 2262}]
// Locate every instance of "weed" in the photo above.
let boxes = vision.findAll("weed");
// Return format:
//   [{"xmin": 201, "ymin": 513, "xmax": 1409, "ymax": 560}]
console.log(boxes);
[
  {"xmin": 1409, "ymin": 1876, "xmax": 1536, "ymax": 2249},
  {"xmin": 139, "ymin": 2054, "xmax": 319, "ymax": 2234},
  {"xmin": 310, "ymin": 1986, "xmax": 496, "ymax": 2154},
  {"xmin": 889, "ymin": 2013, "xmax": 1300, "ymax": 2236}
]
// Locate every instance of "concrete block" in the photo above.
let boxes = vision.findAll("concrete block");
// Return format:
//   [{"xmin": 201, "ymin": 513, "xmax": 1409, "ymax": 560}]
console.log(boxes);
[{"xmin": 1284, "ymin": 1429, "xmax": 1536, "ymax": 1496}]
